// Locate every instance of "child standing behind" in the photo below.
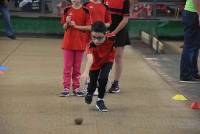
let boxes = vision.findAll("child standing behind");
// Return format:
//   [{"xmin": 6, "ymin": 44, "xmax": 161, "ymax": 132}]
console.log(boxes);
[
  {"xmin": 59, "ymin": 0, "xmax": 91, "ymax": 97},
  {"xmin": 84, "ymin": 0, "xmax": 111, "ymax": 28},
  {"xmin": 82, "ymin": 21, "xmax": 115, "ymax": 112}
]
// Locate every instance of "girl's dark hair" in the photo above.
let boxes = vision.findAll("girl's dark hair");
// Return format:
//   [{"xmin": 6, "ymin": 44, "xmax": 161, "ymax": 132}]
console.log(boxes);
[{"xmin": 91, "ymin": 21, "xmax": 107, "ymax": 34}]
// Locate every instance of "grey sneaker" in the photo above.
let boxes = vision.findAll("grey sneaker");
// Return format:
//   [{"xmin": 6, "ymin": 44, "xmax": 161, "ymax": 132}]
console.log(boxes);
[
  {"xmin": 73, "ymin": 89, "xmax": 85, "ymax": 97},
  {"xmin": 59, "ymin": 90, "xmax": 70, "ymax": 97},
  {"xmin": 96, "ymin": 99, "xmax": 108, "ymax": 112},
  {"xmin": 109, "ymin": 83, "xmax": 120, "ymax": 93}
]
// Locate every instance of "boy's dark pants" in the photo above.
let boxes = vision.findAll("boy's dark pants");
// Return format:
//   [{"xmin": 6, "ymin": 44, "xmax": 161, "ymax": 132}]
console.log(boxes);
[
  {"xmin": 180, "ymin": 10, "xmax": 200, "ymax": 80},
  {"xmin": 87, "ymin": 62, "xmax": 113, "ymax": 99}
]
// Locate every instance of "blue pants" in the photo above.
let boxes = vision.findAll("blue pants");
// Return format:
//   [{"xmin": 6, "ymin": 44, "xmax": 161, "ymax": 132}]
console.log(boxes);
[
  {"xmin": 0, "ymin": 4, "xmax": 14, "ymax": 36},
  {"xmin": 180, "ymin": 10, "xmax": 200, "ymax": 80}
]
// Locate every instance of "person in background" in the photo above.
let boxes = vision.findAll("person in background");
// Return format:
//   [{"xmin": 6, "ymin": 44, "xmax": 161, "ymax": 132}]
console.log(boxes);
[
  {"xmin": 103, "ymin": 0, "xmax": 130, "ymax": 93},
  {"xmin": 180, "ymin": 0, "xmax": 200, "ymax": 83},
  {"xmin": 0, "ymin": 0, "xmax": 16, "ymax": 39}
]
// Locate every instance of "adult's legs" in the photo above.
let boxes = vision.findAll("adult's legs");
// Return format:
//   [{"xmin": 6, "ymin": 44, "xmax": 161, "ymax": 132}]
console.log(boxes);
[
  {"xmin": 109, "ymin": 47, "xmax": 125, "ymax": 93},
  {"xmin": 180, "ymin": 10, "xmax": 199, "ymax": 81},
  {"xmin": 114, "ymin": 47, "xmax": 125, "ymax": 82},
  {"xmin": 180, "ymin": 44, "xmax": 198, "ymax": 80},
  {"xmin": 0, "ymin": 5, "xmax": 15, "ymax": 37},
  {"xmin": 192, "ymin": 49, "xmax": 199, "ymax": 77}
]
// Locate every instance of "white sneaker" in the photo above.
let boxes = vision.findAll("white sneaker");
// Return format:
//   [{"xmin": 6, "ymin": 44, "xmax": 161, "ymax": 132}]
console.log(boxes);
[{"xmin": 94, "ymin": 89, "xmax": 98, "ymax": 96}]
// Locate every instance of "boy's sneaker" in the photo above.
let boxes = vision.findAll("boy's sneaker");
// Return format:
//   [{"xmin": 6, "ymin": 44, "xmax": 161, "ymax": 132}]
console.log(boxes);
[
  {"xmin": 109, "ymin": 83, "xmax": 120, "ymax": 93},
  {"xmin": 85, "ymin": 93, "xmax": 93, "ymax": 104},
  {"xmin": 73, "ymin": 89, "xmax": 85, "ymax": 97},
  {"xmin": 96, "ymin": 99, "xmax": 108, "ymax": 112},
  {"xmin": 59, "ymin": 90, "xmax": 70, "ymax": 97}
]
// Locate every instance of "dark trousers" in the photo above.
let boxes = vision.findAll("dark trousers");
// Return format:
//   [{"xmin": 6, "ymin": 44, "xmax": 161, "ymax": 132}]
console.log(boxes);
[
  {"xmin": 87, "ymin": 62, "xmax": 113, "ymax": 99},
  {"xmin": 180, "ymin": 10, "xmax": 200, "ymax": 80},
  {"xmin": 0, "ymin": 4, "xmax": 14, "ymax": 36}
]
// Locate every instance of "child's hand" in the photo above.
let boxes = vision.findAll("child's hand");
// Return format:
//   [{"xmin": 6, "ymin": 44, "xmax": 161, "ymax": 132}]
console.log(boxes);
[
  {"xmin": 69, "ymin": 21, "xmax": 76, "ymax": 27},
  {"xmin": 106, "ymin": 32, "xmax": 115, "ymax": 38},
  {"xmin": 66, "ymin": 16, "xmax": 71, "ymax": 23}
]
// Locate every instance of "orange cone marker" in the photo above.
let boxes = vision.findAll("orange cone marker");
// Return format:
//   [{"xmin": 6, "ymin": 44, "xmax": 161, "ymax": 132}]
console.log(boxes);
[
  {"xmin": 190, "ymin": 102, "xmax": 200, "ymax": 109},
  {"xmin": 0, "ymin": 71, "xmax": 5, "ymax": 75}
]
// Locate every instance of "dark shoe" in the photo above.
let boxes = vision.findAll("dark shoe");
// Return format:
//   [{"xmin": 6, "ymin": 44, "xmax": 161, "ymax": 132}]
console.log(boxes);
[
  {"xmin": 59, "ymin": 90, "xmax": 70, "ymax": 97},
  {"xmin": 7, "ymin": 35, "xmax": 16, "ymax": 40},
  {"xmin": 73, "ymin": 89, "xmax": 85, "ymax": 97},
  {"xmin": 109, "ymin": 83, "xmax": 120, "ymax": 93},
  {"xmin": 96, "ymin": 99, "xmax": 108, "ymax": 112},
  {"xmin": 193, "ymin": 74, "xmax": 200, "ymax": 79},
  {"xmin": 85, "ymin": 93, "xmax": 93, "ymax": 104},
  {"xmin": 179, "ymin": 78, "xmax": 200, "ymax": 83}
]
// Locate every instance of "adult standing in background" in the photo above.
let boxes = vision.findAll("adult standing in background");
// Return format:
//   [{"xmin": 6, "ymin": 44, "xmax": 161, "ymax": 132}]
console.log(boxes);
[
  {"xmin": 103, "ymin": 0, "xmax": 130, "ymax": 93},
  {"xmin": 0, "ymin": 0, "xmax": 16, "ymax": 39},
  {"xmin": 180, "ymin": 0, "xmax": 200, "ymax": 82}
]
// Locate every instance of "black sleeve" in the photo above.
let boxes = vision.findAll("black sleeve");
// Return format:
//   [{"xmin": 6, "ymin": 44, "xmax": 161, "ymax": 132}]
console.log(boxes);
[
  {"xmin": 122, "ymin": 0, "xmax": 130, "ymax": 15},
  {"xmin": 83, "ymin": 1, "xmax": 90, "ymax": 6},
  {"xmin": 83, "ymin": 7, "xmax": 90, "ymax": 14},
  {"xmin": 64, "ymin": 6, "xmax": 71, "ymax": 14}
]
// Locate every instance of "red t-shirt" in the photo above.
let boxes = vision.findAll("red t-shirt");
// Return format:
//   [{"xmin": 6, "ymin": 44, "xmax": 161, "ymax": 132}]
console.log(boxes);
[
  {"xmin": 103, "ymin": 0, "xmax": 130, "ymax": 30},
  {"xmin": 84, "ymin": 2, "xmax": 112, "ymax": 45},
  {"xmin": 103, "ymin": 0, "xmax": 129, "ymax": 17},
  {"xmin": 87, "ymin": 39, "xmax": 115, "ymax": 70},
  {"xmin": 84, "ymin": 2, "xmax": 111, "ymax": 24},
  {"xmin": 61, "ymin": 6, "xmax": 91, "ymax": 50}
]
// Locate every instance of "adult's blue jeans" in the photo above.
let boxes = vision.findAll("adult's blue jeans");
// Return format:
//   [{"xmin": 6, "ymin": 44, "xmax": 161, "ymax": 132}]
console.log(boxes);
[
  {"xmin": 180, "ymin": 10, "xmax": 200, "ymax": 80},
  {"xmin": 0, "ymin": 4, "xmax": 14, "ymax": 36}
]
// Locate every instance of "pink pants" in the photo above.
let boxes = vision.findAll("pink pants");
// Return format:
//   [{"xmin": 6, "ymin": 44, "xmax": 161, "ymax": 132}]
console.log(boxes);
[{"xmin": 63, "ymin": 49, "xmax": 84, "ymax": 91}]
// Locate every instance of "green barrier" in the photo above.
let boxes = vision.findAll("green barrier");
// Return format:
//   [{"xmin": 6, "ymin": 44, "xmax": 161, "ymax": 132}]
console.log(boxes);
[
  {"xmin": 128, "ymin": 19, "xmax": 184, "ymax": 39},
  {"xmin": 0, "ymin": 16, "xmax": 63, "ymax": 35},
  {"xmin": 0, "ymin": 16, "xmax": 183, "ymax": 38}
]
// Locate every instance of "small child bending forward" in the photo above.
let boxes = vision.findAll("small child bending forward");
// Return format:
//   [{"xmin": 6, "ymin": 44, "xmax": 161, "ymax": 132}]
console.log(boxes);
[{"xmin": 82, "ymin": 21, "xmax": 115, "ymax": 112}]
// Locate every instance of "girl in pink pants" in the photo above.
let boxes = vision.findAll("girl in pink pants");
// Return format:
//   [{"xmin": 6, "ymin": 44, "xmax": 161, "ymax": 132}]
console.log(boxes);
[
  {"xmin": 59, "ymin": 0, "xmax": 91, "ymax": 97},
  {"xmin": 62, "ymin": 50, "xmax": 84, "ymax": 96}
]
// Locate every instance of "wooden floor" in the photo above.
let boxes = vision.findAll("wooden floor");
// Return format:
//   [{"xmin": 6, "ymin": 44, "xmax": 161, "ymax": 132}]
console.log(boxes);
[{"xmin": 0, "ymin": 37, "xmax": 200, "ymax": 134}]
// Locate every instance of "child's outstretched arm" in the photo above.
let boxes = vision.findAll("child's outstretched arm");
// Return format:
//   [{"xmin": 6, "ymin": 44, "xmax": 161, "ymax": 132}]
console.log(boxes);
[{"xmin": 81, "ymin": 54, "xmax": 93, "ymax": 80}]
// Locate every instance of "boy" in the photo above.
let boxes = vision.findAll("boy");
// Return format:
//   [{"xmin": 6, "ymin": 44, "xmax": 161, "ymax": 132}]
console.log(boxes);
[
  {"xmin": 82, "ymin": 21, "xmax": 115, "ymax": 112},
  {"xmin": 59, "ymin": 0, "xmax": 91, "ymax": 97},
  {"xmin": 83, "ymin": 0, "xmax": 112, "ymax": 95}
]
